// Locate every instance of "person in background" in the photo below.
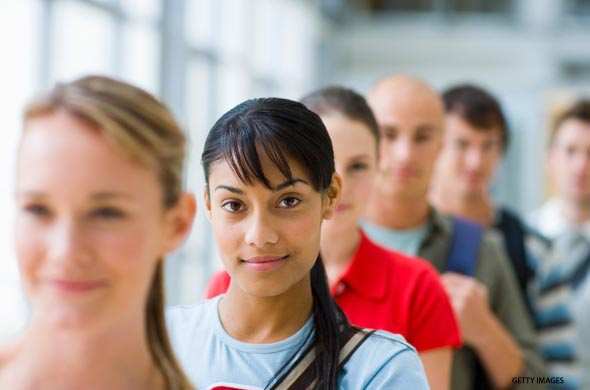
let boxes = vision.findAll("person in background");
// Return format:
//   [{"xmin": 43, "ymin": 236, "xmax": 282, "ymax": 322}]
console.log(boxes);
[
  {"xmin": 430, "ymin": 83, "xmax": 548, "ymax": 317},
  {"xmin": 306, "ymin": 86, "xmax": 459, "ymax": 390},
  {"xmin": 0, "ymin": 75, "xmax": 196, "ymax": 389},
  {"xmin": 527, "ymin": 100, "xmax": 590, "ymax": 389},
  {"xmin": 363, "ymin": 74, "xmax": 546, "ymax": 389},
  {"xmin": 205, "ymin": 86, "xmax": 461, "ymax": 389},
  {"xmin": 167, "ymin": 97, "xmax": 428, "ymax": 389}
]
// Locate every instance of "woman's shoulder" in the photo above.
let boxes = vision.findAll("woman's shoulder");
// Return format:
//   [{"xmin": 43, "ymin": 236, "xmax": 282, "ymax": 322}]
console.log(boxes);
[
  {"xmin": 166, "ymin": 298, "xmax": 219, "ymax": 339},
  {"xmin": 342, "ymin": 329, "xmax": 428, "ymax": 388}
]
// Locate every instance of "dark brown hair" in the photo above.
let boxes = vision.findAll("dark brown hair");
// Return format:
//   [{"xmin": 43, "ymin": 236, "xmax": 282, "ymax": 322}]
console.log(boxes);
[
  {"xmin": 301, "ymin": 86, "xmax": 380, "ymax": 146},
  {"xmin": 443, "ymin": 84, "xmax": 509, "ymax": 152}
]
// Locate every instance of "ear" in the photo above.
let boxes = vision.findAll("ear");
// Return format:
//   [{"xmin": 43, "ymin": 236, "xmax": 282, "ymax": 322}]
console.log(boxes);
[
  {"xmin": 204, "ymin": 185, "xmax": 212, "ymax": 221},
  {"xmin": 162, "ymin": 192, "xmax": 197, "ymax": 254},
  {"xmin": 322, "ymin": 173, "xmax": 342, "ymax": 220}
]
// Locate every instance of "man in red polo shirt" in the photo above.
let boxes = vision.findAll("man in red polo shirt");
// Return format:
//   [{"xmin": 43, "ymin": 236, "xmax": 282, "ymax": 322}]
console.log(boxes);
[{"xmin": 206, "ymin": 86, "xmax": 461, "ymax": 390}]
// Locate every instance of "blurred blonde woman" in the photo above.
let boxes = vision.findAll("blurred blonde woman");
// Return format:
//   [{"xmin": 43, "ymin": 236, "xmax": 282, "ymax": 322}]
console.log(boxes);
[{"xmin": 0, "ymin": 75, "xmax": 196, "ymax": 389}]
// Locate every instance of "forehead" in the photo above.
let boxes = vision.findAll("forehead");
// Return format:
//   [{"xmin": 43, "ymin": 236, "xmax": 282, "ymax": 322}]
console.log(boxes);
[
  {"xmin": 371, "ymin": 93, "xmax": 444, "ymax": 131},
  {"xmin": 322, "ymin": 115, "xmax": 376, "ymax": 156},
  {"xmin": 19, "ymin": 112, "xmax": 159, "ymax": 195},
  {"xmin": 446, "ymin": 114, "xmax": 502, "ymax": 140},
  {"xmin": 555, "ymin": 119, "xmax": 590, "ymax": 144},
  {"xmin": 208, "ymin": 150, "xmax": 312, "ymax": 188}
]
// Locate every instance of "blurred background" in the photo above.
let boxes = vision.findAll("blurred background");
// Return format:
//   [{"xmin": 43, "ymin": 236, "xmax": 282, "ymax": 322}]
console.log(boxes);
[{"xmin": 2, "ymin": 0, "xmax": 590, "ymax": 341}]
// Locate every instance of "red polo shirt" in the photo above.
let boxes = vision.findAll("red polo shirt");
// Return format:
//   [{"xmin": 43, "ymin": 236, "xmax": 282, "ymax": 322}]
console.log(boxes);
[{"xmin": 204, "ymin": 230, "xmax": 462, "ymax": 352}]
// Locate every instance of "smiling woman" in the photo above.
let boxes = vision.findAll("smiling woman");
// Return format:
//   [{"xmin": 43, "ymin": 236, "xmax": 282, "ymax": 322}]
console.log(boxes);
[
  {"xmin": 0, "ymin": 75, "xmax": 195, "ymax": 389},
  {"xmin": 166, "ymin": 97, "xmax": 429, "ymax": 389}
]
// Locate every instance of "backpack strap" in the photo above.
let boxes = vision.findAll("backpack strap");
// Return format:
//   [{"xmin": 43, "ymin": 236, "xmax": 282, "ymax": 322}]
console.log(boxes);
[
  {"xmin": 271, "ymin": 326, "xmax": 375, "ymax": 390},
  {"xmin": 446, "ymin": 217, "xmax": 484, "ymax": 276}
]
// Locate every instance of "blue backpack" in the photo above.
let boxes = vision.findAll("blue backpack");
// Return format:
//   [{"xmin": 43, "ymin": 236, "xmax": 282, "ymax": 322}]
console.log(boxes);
[
  {"xmin": 447, "ymin": 217, "xmax": 483, "ymax": 276},
  {"xmin": 448, "ymin": 217, "xmax": 491, "ymax": 390}
]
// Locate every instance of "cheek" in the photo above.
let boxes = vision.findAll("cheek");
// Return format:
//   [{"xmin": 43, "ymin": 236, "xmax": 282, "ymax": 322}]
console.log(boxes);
[
  {"xmin": 14, "ymin": 219, "xmax": 44, "ymax": 289},
  {"xmin": 93, "ymin": 223, "xmax": 161, "ymax": 278},
  {"xmin": 290, "ymin": 211, "xmax": 322, "ymax": 254},
  {"xmin": 350, "ymin": 174, "xmax": 373, "ymax": 204},
  {"xmin": 210, "ymin": 216, "xmax": 242, "ymax": 260}
]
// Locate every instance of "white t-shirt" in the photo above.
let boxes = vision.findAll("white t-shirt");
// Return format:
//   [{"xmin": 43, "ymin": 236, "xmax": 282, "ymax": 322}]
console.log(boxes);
[{"xmin": 166, "ymin": 296, "xmax": 428, "ymax": 390}]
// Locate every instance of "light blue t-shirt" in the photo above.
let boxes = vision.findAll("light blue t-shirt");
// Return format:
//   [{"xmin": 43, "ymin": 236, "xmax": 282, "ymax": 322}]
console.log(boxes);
[
  {"xmin": 166, "ymin": 296, "xmax": 428, "ymax": 390},
  {"xmin": 361, "ymin": 220, "xmax": 429, "ymax": 256}
]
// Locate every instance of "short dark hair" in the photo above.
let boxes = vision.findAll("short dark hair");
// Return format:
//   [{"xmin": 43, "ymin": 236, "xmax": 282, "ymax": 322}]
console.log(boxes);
[
  {"xmin": 550, "ymin": 99, "xmax": 590, "ymax": 146},
  {"xmin": 442, "ymin": 84, "xmax": 509, "ymax": 152},
  {"xmin": 301, "ymin": 86, "xmax": 380, "ymax": 145}
]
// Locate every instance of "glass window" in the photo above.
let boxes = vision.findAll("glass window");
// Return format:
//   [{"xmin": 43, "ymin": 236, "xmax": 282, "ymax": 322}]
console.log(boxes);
[
  {"xmin": 186, "ymin": 0, "xmax": 216, "ymax": 48},
  {"xmin": 120, "ymin": 22, "xmax": 160, "ymax": 94},
  {"xmin": 52, "ymin": 0, "xmax": 116, "ymax": 82},
  {"xmin": 121, "ymin": 0, "xmax": 161, "ymax": 22},
  {"xmin": 0, "ymin": 0, "xmax": 40, "ymax": 342}
]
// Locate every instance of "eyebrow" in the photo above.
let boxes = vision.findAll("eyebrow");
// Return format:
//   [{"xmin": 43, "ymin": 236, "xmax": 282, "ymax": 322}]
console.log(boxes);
[
  {"xmin": 214, "ymin": 178, "xmax": 310, "ymax": 194},
  {"xmin": 16, "ymin": 191, "xmax": 134, "ymax": 200},
  {"xmin": 416, "ymin": 125, "xmax": 437, "ymax": 133},
  {"xmin": 350, "ymin": 153, "xmax": 372, "ymax": 160},
  {"xmin": 90, "ymin": 192, "xmax": 134, "ymax": 201}
]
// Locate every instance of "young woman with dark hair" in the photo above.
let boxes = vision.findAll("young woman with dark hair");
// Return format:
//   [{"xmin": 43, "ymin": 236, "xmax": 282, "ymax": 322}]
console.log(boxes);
[
  {"xmin": 166, "ymin": 97, "xmax": 428, "ymax": 389},
  {"xmin": 206, "ymin": 86, "xmax": 461, "ymax": 390}
]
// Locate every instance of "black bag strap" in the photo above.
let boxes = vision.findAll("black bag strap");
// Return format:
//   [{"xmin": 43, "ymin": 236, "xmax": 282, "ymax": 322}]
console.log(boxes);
[{"xmin": 271, "ymin": 326, "xmax": 375, "ymax": 390}]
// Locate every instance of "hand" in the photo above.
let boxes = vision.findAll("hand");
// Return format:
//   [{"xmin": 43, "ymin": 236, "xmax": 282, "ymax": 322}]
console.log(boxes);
[{"xmin": 441, "ymin": 272, "xmax": 492, "ymax": 348}]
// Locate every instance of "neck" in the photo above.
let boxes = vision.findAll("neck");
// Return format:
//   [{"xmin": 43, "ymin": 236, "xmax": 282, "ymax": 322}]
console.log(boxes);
[
  {"xmin": 430, "ymin": 184, "xmax": 494, "ymax": 226},
  {"xmin": 9, "ymin": 311, "xmax": 162, "ymax": 389},
  {"xmin": 561, "ymin": 197, "xmax": 590, "ymax": 225},
  {"xmin": 365, "ymin": 187, "xmax": 430, "ymax": 229},
  {"xmin": 321, "ymin": 225, "xmax": 361, "ymax": 287},
  {"xmin": 220, "ymin": 276, "xmax": 314, "ymax": 344}
]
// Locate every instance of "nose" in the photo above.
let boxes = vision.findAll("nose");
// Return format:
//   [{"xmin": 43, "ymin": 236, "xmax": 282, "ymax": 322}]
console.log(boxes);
[
  {"xmin": 47, "ymin": 219, "xmax": 92, "ymax": 268},
  {"xmin": 392, "ymin": 138, "xmax": 412, "ymax": 164},
  {"xmin": 244, "ymin": 211, "xmax": 279, "ymax": 248},
  {"xmin": 465, "ymin": 149, "xmax": 484, "ymax": 172}
]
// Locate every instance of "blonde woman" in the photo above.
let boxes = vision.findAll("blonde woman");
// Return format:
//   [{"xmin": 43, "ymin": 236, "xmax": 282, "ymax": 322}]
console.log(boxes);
[{"xmin": 0, "ymin": 75, "xmax": 196, "ymax": 389}]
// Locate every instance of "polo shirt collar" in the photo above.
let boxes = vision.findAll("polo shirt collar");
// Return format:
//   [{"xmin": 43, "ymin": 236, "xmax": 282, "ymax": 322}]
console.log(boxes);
[{"xmin": 337, "ymin": 230, "xmax": 389, "ymax": 301}]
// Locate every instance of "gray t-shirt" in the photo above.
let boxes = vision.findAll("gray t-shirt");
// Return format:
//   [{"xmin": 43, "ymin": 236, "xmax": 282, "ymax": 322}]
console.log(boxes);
[{"xmin": 361, "ymin": 219, "xmax": 429, "ymax": 256}]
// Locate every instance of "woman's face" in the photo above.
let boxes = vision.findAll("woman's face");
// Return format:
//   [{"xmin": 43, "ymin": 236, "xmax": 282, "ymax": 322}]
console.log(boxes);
[
  {"xmin": 15, "ymin": 110, "xmax": 193, "ymax": 329},
  {"xmin": 205, "ymin": 149, "xmax": 339, "ymax": 298},
  {"xmin": 321, "ymin": 114, "xmax": 378, "ymax": 234}
]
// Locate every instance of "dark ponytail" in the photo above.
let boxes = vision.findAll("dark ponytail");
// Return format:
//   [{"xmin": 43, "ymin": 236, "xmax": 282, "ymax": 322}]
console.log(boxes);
[
  {"xmin": 310, "ymin": 256, "xmax": 348, "ymax": 388},
  {"xmin": 202, "ymin": 97, "xmax": 349, "ymax": 389}
]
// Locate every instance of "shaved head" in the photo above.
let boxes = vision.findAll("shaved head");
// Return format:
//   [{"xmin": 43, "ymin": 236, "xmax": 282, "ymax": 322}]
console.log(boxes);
[
  {"xmin": 365, "ymin": 75, "xmax": 445, "ymax": 200},
  {"xmin": 368, "ymin": 75, "xmax": 444, "ymax": 128}
]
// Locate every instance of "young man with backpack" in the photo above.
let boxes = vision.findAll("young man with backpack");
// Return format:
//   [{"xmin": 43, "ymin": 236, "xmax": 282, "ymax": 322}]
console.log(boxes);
[{"xmin": 363, "ymin": 75, "xmax": 546, "ymax": 390}]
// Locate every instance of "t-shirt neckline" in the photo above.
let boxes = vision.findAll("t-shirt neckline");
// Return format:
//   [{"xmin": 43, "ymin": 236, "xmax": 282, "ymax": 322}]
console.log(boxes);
[{"xmin": 212, "ymin": 295, "xmax": 315, "ymax": 354}]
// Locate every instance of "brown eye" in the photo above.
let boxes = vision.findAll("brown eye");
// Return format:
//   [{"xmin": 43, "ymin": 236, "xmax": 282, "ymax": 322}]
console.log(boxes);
[
  {"xmin": 91, "ymin": 207, "xmax": 126, "ymax": 220},
  {"xmin": 221, "ymin": 200, "xmax": 244, "ymax": 213},
  {"xmin": 349, "ymin": 162, "xmax": 368, "ymax": 172},
  {"xmin": 24, "ymin": 203, "xmax": 51, "ymax": 217},
  {"xmin": 278, "ymin": 196, "xmax": 301, "ymax": 209}
]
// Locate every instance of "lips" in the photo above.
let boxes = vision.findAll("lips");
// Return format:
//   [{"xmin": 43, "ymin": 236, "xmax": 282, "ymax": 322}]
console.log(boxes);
[
  {"xmin": 241, "ymin": 255, "xmax": 289, "ymax": 271},
  {"xmin": 49, "ymin": 279, "xmax": 108, "ymax": 293}
]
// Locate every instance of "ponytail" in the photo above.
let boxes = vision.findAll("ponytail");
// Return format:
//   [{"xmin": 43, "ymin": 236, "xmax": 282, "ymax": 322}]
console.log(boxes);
[
  {"xmin": 146, "ymin": 262, "xmax": 194, "ymax": 389},
  {"xmin": 310, "ymin": 255, "xmax": 349, "ymax": 389}
]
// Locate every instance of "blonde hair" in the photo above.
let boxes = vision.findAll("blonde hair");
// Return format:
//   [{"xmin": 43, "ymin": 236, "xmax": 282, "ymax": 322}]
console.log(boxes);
[{"xmin": 22, "ymin": 75, "xmax": 193, "ymax": 389}]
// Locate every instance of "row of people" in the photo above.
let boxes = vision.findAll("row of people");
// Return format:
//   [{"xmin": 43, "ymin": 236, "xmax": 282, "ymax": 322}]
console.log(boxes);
[{"xmin": 1, "ymin": 73, "xmax": 589, "ymax": 389}]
